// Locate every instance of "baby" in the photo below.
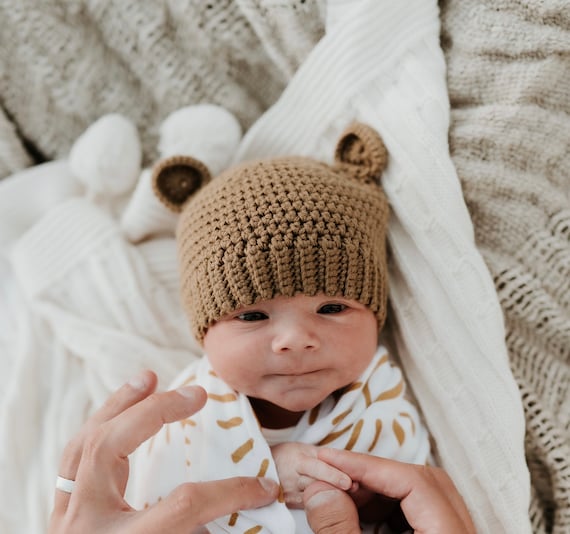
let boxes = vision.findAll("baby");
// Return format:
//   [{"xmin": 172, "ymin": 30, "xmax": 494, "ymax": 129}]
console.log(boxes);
[{"xmin": 131, "ymin": 123, "xmax": 431, "ymax": 533}]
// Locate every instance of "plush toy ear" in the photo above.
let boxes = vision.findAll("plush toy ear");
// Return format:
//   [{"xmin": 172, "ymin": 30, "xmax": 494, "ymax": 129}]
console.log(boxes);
[
  {"xmin": 334, "ymin": 123, "xmax": 388, "ymax": 185},
  {"xmin": 152, "ymin": 155, "xmax": 212, "ymax": 212}
]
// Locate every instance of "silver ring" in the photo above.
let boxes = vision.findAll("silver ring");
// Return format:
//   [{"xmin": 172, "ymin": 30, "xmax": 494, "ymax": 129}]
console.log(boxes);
[{"xmin": 56, "ymin": 475, "xmax": 75, "ymax": 494}]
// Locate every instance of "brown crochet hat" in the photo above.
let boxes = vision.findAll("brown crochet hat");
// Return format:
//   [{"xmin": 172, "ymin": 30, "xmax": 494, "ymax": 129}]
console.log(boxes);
[{"xmin": 152, "ymin": 123, "xmax": 390, "ymax": 343}]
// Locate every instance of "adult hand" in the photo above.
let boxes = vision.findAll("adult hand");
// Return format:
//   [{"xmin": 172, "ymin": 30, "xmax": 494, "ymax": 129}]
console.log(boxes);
[
  {"xmin": 48, "ymin": 370, "xmax": 279, "ymax": 534},
  {"xmin": 304, "ymin": 448, "xmax": 475, "ymax": 534},
  {"xmin": 271, "ymin": 442, "xmax": 353, "ymax": 508}
]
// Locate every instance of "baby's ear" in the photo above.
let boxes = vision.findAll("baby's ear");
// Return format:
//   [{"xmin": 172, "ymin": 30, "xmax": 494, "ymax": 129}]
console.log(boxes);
[
  {"xmin": 152, "ymin": 155, "xmax": 212, "ymax": 212},
  {"xmin": 334, "ymin": 123, "xmax": 388, "ymax": 185}
]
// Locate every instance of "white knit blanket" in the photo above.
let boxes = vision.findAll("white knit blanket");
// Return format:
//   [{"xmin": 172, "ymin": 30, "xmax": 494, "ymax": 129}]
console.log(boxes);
[
  {"xmin": 130, "ymin": 348, "xmax": 430, "ymax": 533},
  {"xmin": 0, "ymin": 1, "xmax": 531, "ymax": 533}
]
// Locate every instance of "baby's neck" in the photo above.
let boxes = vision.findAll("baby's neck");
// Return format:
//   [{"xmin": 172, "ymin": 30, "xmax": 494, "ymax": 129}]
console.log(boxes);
[{"xmin": 249, "ymin": 397, "xmax": 304, "ymax": 429}]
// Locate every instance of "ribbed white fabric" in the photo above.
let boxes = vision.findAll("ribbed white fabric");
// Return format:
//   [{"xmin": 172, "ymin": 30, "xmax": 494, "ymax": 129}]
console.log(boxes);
[
  {"xmin": 236, "ymin": 0, "xmax": 531, "ymax": 532},
  {"xmin": 0, "ymin": 196, "xmax": 202, "ymax": 534},
  {"xmin": 0, "ymin": 111, "xmax": 229, "ymax": 532}
]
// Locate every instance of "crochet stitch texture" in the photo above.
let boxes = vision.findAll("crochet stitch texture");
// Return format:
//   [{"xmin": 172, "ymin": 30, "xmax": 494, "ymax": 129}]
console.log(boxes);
[{"xmin": 154, "ymin": 123, "xmax": 390, "ymax": 342}]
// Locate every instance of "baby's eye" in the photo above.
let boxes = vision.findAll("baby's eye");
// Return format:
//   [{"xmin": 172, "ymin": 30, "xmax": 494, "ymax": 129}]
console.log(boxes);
[
  {"xmin": 317, "ymin": 303, "xmax": 347, "ymax": 314},
  {"xmin": 236, "ymin": 311, "xmax": 269, "ymax": 322}
]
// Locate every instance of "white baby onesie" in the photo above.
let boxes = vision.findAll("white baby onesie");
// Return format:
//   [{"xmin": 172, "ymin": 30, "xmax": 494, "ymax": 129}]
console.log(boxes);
[{"xmin": 130, "ymin": 346, "xmax": 431, "ymax": 533}]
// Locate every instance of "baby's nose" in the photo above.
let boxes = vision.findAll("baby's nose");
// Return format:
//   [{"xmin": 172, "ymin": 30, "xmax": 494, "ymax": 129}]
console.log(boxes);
[{"xmin": 271, "ymin": 322, "xmax": 319, "ymax": 353}]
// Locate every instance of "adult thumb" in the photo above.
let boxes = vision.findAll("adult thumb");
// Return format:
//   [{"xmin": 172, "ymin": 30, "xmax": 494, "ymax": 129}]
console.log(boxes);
[{"xmin": 304, "ymin": 482, "xmax": 360, "ymax": 534}]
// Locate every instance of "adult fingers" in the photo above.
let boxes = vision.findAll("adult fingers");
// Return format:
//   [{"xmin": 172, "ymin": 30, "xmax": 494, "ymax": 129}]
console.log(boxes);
[
  {"xmin": 318, "ymin": 448, "xmax": 429, "ymax": 499},
  {"xmin": 298, "ymin": 457, "xmax": 352, "ymax": 491},
  {"xmin": 304, "ymin": 481, "xmax": 360, "ymax": 534},
  {"xmin": 75, "ymin": 386, "xmax": 208, "ymax": 498},
  {"xmin": 429, "ymin": 467, "xmax": 473, "ymax": 531},
  {"xmin": 318, "ymin": 449, "xmax": 474, "ymax": 534},
  {"xmin": 52, "ymin": 370, "xmax": 157, "ymax": 513},
  {"xmin": 133, "ymin": 477, "xmax": 280, "ymax": 532},
  {"xmin": 88, "ymin": 370, "xmax": 158, "ymax": 427},
  {"xmin": 58, "ymin": 370, "xmax": 157, "ymax": 477}
]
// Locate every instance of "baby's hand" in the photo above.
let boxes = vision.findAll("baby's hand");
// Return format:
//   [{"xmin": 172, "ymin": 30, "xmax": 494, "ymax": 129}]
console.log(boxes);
[{"xmin": 270, "ymin": 443, "xmax": 354, "ymax": 509}]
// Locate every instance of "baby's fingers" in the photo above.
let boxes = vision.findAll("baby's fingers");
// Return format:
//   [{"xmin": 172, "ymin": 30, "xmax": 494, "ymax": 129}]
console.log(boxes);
[{"xmin": 299, "ymin": 457, "xmax": 352, "ymax": 491}]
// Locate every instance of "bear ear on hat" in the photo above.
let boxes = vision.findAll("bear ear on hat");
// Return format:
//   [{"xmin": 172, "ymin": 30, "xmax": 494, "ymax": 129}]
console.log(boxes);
[
  {"xmin": 152, "ymin": 155, "xmax": 212, "ymax": 213},
  {"xmin": 334, "ymin": 123, "xmax": 388, "ymax": 185}
]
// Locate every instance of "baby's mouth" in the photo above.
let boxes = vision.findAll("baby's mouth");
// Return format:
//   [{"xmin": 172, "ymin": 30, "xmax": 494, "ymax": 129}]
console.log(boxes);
[{"xmin": 273, "ymin": 369, "xmax": 321, "ymax": 377}]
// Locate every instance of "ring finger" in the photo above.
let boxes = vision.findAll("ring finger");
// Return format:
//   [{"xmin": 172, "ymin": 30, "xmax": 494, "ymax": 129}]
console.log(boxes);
[{"xmin": 52, "ymin": 370, "xmax": 157, "ymax": 512}]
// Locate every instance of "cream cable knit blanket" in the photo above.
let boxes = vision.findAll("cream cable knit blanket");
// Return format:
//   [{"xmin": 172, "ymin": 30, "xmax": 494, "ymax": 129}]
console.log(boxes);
[
  {"xmin": 130, "ymin": 349, "xmax": 430, "ymax": 533},
  {"xmin": 4, "ymin": 0, "xmax": 566, "ymax": 532},
  {"xmin": 439, "ymin": 2, "xmax": 570, "ymax": 531}
]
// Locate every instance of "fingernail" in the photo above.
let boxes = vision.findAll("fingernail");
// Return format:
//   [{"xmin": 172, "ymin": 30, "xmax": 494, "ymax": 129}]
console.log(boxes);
[
  {"xmin": 339, "ymin": 476, "xmax": 352, "ymax": 490},
  {"xmin": 258, "ymin": 477, "xmax": 279, "ymax": 494},
  {"xmin": 176, "ymin": 385, "xmax": 200, "ymax": 399},
  {"xmin": 128, "ymin": 371, "xmax": 148, "ymax": 390}
]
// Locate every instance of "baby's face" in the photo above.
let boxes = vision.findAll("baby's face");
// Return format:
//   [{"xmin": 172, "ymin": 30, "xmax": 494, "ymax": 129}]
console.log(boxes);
[{"xmin": 203, "ymin": 294, "xmax": 378, "ymax": 427}]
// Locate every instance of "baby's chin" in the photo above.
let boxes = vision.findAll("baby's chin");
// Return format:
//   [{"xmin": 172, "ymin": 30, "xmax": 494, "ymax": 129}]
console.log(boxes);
[
  {"xmin": 249, "ymin": 389, "xmax": 333, "ymax": 427},
  {"xmin": 270, "ymin": 388, "xmax": 333, "ymax": 413}
]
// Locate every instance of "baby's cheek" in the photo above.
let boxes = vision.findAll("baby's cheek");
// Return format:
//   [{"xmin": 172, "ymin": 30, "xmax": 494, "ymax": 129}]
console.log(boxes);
[{"xmin": 213, "ymin": 366, "xmax": 258, "ymax": 395}]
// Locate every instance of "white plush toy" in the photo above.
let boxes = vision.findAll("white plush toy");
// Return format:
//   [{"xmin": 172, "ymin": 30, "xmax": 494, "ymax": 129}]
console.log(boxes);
[
  {"xmin": 121, "ymin": 104, "xmax": 242, "ymax": 242},
  {"xmin": 69, "ymin": 113, "xmax": 142, "ymax": 201},
  {"xmin": 67, "ymin": 104, "xmax": 242, "ymax": 243}
]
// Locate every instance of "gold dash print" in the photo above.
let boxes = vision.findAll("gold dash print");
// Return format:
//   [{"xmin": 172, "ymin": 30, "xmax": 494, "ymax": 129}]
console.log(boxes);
[
  {"xmin": 392, "ymin": 419, "xmax": 405, "ymax": 446},
  {"xmin": 398, "ymin": 412, "xmax": 416, "ymax": 434},
  {"xmin": 184, "ymin": 437, "xmax": 190, "ymax": 444},
  {"xmin": 180, "ymin": 418, "xmax": 196, "ymax": 429},
  {"xmin": 208, "ymin": 369, "xmax": 218, "ymax": 377},
  {"xmin": 309, "ymin": 404, "xmax": 321, "ymax": 425},
  {"xmin": 217, "ymin": 417, "xmax": 243, "ymax": 429},
  {"xmin": 375, "ymin": 353, "xmax": 389, "ymax": 369},
  {"xmin": 363, "ymin": 382, "xmax": 372, "ymax": 407},
  {"xmin": 332, "ymin": 409, "xmax": 351, "ymax": 426},
  {"xmin": 278, "ymin": 485, "xmax": 285, "ymax": 503},
  {"xmin": 375, "ymin": 380, "xmax": 404, "ymax": 402},
  {"xmin": 147, "ymin": 436, "xmax": 155, "ymax": 455},
  {"xmin": 318, "ymin": 423, "xmax": 353, "ymax": 446},
  {"xmin": 257, "ymin": 458, "xmax": 270, "ymax": 477},
  {"xmin": 343, "ymin": 381, "xmax": 362, "ymax": 394},
  {"xmin": 180, "ymin": 374, "xmax": 196, "ymax": 386},
  {"xmin": 245, "ymin": 526, "xmax": 263, "ymax": 534},
  {"xmin": 232, "ymin": 438, "xmax": 254, "ymax": 463},
  {"xmin": 345, "ymin": 419, "xmax": 364, "ymax": 451},
  {"xmin": 228, "ymin": 512, "xmax": 239, "ymax": 526},
  {"xmin": 368, "ymin": 419, "xmax": 383, "ymax": 452},
  {"xmin": 208, "ymin": 392, "xmax": 238, "ymax": 402},
  {"xmin": 186, "ymin": 459, "xmax": 190, "ymax": 467}
]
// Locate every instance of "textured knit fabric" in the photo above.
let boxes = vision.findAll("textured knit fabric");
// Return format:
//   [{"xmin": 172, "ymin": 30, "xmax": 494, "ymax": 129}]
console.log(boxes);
[
  {"xmin": 131, "ymin": 347, "xmax": 431, "ymax": 533},
  {"xmin": 440, "ymin": 1, "xmax": 570, "ymax": 531},
  {"xmin": 154, "ymin": 123, "xmax": 390, "ymax": 342},
  {"xmin": 233, "ymin": 2, "xmax": 531, "ymax": 529},
  {"xmin": 0, "ymin": 0, "xmax": 553, "ymax": 532},
  {"xmin": 0, "ymin": 105, "xmax": 32, "ymax": 177},
  {"xmin": 0, "ymin": 0, "xmax": 325, "ymax": 173}
]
